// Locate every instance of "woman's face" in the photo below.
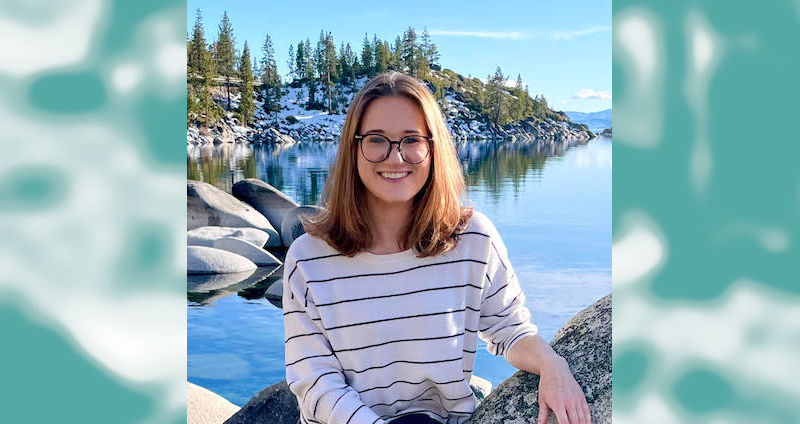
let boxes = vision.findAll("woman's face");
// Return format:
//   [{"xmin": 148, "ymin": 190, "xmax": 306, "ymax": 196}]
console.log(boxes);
[{"xmin": 356, "ymin": 95, "xmax": 432, "ymax": 211}]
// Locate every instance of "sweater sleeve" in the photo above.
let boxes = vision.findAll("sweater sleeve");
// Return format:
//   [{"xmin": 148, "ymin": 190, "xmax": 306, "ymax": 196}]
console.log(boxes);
[
  {"xmin": 283, "ymin": 248, "xmax": 388, "ymax": 424},
  {"xmin": 476, "ymin": 224, "xmax": 539, "ymax": 360}
]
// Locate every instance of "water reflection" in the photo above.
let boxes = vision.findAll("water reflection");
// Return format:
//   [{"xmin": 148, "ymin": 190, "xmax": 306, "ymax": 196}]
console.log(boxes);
[{"xmin": 187, "ymin": 138, "xmax": 592, "ymax": 203}]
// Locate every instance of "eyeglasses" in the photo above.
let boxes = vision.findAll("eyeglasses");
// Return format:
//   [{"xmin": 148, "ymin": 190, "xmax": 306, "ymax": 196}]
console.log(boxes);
[{"xmin": 354, "ymin": 133, "xmax": 433, "ymax": 164}]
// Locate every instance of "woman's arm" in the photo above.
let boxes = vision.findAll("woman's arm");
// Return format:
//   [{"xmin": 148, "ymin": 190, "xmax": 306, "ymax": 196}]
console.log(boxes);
[{"xmin": 506, "ymin": 334, "xmax": 591, "ymax": 424}]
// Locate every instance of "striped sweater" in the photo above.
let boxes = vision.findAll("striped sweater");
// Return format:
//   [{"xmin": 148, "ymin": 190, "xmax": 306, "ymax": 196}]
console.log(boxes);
[{"xmin": 282, "ymin": 210, "xmax": 539, "ymax": 424}]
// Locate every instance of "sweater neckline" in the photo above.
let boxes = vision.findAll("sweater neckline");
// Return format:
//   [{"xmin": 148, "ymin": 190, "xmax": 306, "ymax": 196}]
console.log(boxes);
[{"xmin": 353, "ymin": 247, "xmax": 417, "ymax": 263}]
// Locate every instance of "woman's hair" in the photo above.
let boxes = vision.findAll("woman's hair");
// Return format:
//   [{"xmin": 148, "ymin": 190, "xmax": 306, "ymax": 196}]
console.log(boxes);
[{"xmin": 301, "ymin": 70, "xmax": 473, "ymax": 257}]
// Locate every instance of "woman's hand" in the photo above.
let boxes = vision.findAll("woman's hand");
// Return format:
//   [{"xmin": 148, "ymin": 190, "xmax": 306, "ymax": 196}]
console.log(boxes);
[{"xmin": 536, "ymin": 356, "xmax": 591, "ymax": 424}]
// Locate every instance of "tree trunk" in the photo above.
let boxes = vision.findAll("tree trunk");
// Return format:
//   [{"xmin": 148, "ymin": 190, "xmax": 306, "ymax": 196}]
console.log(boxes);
[
  {"xmin": 226, "ymin": 74, "xmax": 231, "ymax": 110},
  {"xmin": 327, "ymin": 70, "xmax": 331, "ymax": 113}
]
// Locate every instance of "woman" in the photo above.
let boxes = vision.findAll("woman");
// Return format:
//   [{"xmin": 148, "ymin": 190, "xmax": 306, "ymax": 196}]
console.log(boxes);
[{"xmin": 283, "ymin": 71, "xmax": 590, "ymax": 424}]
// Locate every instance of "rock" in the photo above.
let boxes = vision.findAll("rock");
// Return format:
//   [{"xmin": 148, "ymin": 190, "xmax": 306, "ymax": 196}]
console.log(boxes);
[
  {"xmin": 469, "ymin": 375, "xmax": 492, "ymax": 405},
  {"xmin": 224, "ymin": 380, "xmax": 299, "ymax": 424},
  {"xmin": 187, "ymin": 382, "xmax": 240, "ymax": 424},
  {"xmin": 213, "ymin": 237, "xmax": 282, "ymax": 266},
  {"xmin": 188, "ymin": 245, "xmax": 258, "ymax": 275},
  {"xmin": 188, "ymin": 226, "xmax": 271, "ymax": 249},
  {"xmin": 470, "ymin": 294, "xmax": 611, "ymax": 424},
  {"xmin": 264, "ymin": 278, "xmax": 282, "ymax": 302},
  {"xmin": 187, "ymin": 180, "xmax": 281, "ymax": 246},
  {"xmin": 188, "ymin": 269, "xmax": 256, "ymax": 292},
  {"xmin": 232, "ymin": 179, "xmax": 300, "ymax": 240},
  {"xmin": 280, "ymin": 205, "xmax": 323, "ymax": 248}
]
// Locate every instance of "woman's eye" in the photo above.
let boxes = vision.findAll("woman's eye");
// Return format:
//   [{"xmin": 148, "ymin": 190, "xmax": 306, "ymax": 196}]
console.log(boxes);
[
  {"xmin": 367, "ymin": 136, "xmax": 386, "ymax": 143},
  {"xmin": 403, "ymin": 137, "xmax": 421, "ymax": 144}
]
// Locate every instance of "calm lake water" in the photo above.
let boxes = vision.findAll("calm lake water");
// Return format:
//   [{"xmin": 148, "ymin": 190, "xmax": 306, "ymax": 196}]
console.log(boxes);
[{"xmin": 187, "ymin": 136, "xmax": 612, "ymax": 406}]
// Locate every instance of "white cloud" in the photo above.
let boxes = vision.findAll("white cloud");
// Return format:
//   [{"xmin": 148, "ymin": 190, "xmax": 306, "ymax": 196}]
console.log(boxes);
[
  {"xmin": 573, "ymin": 88, "xmax": 612, "ymax": 100},
  {"xmin": 429, "ymin": 25, "xmax": 611, "ymax": 40},
  {"xmin": 428, "ymin": 30, "xmax": 526, "ymax": 39}
]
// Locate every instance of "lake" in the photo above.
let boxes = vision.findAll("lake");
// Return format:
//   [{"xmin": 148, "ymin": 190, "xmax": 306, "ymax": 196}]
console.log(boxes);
[{"xmin": 187, "ymin": 136, "xmax": 612, "ymax": 406}]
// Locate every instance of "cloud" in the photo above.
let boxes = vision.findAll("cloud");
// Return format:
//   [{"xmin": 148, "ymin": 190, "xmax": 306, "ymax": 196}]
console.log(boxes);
[
  {"xmin": 549, "ymin": 25, "xmax": 612, "ymax": 40},
  {"xmin": 573, "ymin": 88, "xmax": 612, "ymax": 100},
  {"xmin": 427, "ymin": 30, "xmax": 526, "ymax": 39},
  {"xmin": 429, "ymin": 25, "xmax": 610, "ymax": 40}
]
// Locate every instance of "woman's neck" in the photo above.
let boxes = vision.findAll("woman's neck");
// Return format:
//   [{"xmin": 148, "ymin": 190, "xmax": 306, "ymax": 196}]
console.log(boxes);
[{"xmin": 365, "ymin": 197, "xmax": 412, "ymax": 254}]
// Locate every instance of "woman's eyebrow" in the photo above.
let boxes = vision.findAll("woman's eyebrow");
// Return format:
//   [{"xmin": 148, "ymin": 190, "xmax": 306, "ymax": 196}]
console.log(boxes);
[{"xmin": 363, "ymin": 129, "xmax": 424, "ymax": 134}]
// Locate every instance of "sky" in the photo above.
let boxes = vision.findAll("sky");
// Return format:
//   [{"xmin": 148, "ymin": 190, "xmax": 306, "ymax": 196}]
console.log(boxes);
[{"xmin": 187, "ymin": 0, "xmax": 611, "ymax": 113}]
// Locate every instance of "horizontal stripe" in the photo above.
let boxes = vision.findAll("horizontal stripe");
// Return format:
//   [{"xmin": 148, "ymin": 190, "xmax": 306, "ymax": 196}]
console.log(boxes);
[
  {"xmin": 334, "ymin": 331, "xmax": 466, "ymax": 354},
  {"xmin": 325, "ymin": 308, "xmax": 472, "ymax": 332},
  {"xmin": 456, "ymin": 231, "xmax": 506, "ymax": 270},
  {"xmin": 481, "ymin": 294, "xmax": 520, "ymax": 318},
  {"xmin": 315, "ymin": 283, "xmax": 483, "ymax": 308},
  {"xmin": 285, "ymin": 331, "xmax": 324, "ymax": 343},
  {"xmin": 343, "ymin": 356, "xmax": 462, "ymax": 375},
  {"xmin": 483, "ymin": 276, "xmax": 516, "ymax": 301},
  {"xmin": 285, "ymin": 352, "xmax": 335, "ymax": 367},
  {"xmin": 305, "ymin": 259, "xmax": 487, "ymax": 285},
  {"xmin": 358, "ymin": 376, "xmax": 465, "ymax": 394}
]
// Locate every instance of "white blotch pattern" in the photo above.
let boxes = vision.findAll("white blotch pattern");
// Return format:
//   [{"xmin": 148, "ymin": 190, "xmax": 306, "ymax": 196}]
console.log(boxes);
[
  {"xmin": 612, "ymin": 210, "xmax": 668, "ymax": 288},
  {"xmin": 0, "ymin": 0, "xmax": 103, "ymax": 75},
  {"xmin": 614, "ymin": 8, "xmax": 664, "ymax": 147}
]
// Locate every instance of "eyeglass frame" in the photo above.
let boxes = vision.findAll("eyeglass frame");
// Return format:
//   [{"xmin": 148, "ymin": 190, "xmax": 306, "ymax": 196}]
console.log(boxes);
[{"xmin": 354, "ymin": 133, "xmax": 434, "ymax": 164}]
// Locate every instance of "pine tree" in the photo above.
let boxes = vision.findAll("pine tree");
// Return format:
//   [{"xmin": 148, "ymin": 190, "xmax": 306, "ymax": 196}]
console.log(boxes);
[
  {"xmin": 486, "ymin": 66, "xmax": 509, "ymax": 126},
  {"xmin": 304, "ymin": 39, "xmax": 314, "ymax": 80},
  {"xmin": 188, "ymin": 9, "xmax": 207, "ymax": 78},
  {"xmin": 323, "ymin": 32, "xmax": 338, "ymax": 113},
  {"xmin": 199, "ymin": 46, "xmax": 220, "ymax": 127},
  {"xmin": 342, "ymin": 42, "xmax": 356, "ymax": 84},
  {"xmin": 420, "ymin": 27, "xmax": 440, "ymax": 71},
  {"xmin": 287, "ymin": 44, "xmax": 296, "ymax": 82},
  {"xmin": 214, "ymin": 11, "xmax": 236, "ymax": 110},
  {"xmin": 238, "ymin": 41, "xmax": 255, "ymax": 126},
  {"xmin": 512, "ymin": 73, "xmax": 525, "ymax": 122},
  {"xmin": 392, "ymin": 36, "xmax": 403, "ymax": 70},
  {"xmin": 261, "ymin": 34, "xmax": 281, "ymax": 123},
  {"xmin": 361, "ymin": 33, "xmax": 374, "ymax": 77},
  {"xmin": 338, "ymin": 41, "xmax": 347, "ymax": 84},
  {"xmin": 375, "ymin": 40, "xmax": 390, "ymax": 73},
  {"xmin": 401, "ymin": 27, "xmax": 417, "ymax": 74}
]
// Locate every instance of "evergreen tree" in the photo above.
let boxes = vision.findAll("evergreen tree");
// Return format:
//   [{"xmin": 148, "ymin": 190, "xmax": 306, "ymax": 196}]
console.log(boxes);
[
  {"xmin": 338, "ymin": 41, "xmax": 347, "ymax": 84},
  {"xmin": 304, "ymin": 39, "xmax": 314, "ymax": 80},
  {"xmin": 401, "ymin": 27, "xmax": 417, "ymax": 74},
  {"xmin": 511, "ymin": 73, "xmax": 525, "ymax": 122},
  {"xmin": 294, "ymin": 42, "xmax": 305, "ymax": 80},
  {"xmin": 238, "ymin": 41, "xmax": 255, "ymax": 126},
  {"xmin": 323, "ymin": 32, "xmax": 338, "ymax": 113},
  {"xmin": 392, "ymin": 36, "xmax": 403, "ymax": 70},
  {"xmin": 198, "ymin": 46, "xmax": 220, "ymax": 127},
  {"xmin": 344, "ymin": 42, "xmax": 356, "ymax": 83},
  {"xmin": 314, "ymin": 30, "xmax": 326, "ymax": 81},
  {"xmin": 188, "ymin": 9, "xmax": 207, "ymax": 77},
  {"xmin": 214, "ymin": 11, "xmax": 236, "ymax": 110},
  {"xmin": 287, "ymin": 44, "xmax": 296, "ymax": 82},
  {"xmin": 375, "ymin": 40, "xmax": 390, "ymax": 73},
  {"xmin": 261, "ymin": 33, "xmax": 281, "ymax": 124},
  {"xmin": 486, "ymin": 66, "xmax": 509, "ymax": 126},
  {"xmin": 420, "ymin": 27, "xmax": 440, "ymax": 71},
  {"xmin": 361, "ymin": 33, "xmax": 374, "ymax": 77}
]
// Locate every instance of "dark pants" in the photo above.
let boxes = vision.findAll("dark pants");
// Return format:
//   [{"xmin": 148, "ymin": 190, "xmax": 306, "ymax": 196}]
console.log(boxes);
[{"xmin": 388, "ymin": 412, "xmax": 442, "ymax": 424}]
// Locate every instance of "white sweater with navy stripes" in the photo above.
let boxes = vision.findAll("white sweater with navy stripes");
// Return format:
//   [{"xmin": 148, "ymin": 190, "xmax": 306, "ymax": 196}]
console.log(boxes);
[{"xmin": 282, "ymin": 210, "xmax": 539, "ymax": 424}]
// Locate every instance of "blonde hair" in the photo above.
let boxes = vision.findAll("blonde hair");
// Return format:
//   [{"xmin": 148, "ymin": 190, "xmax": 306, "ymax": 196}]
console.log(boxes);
[{"xmin": 301, "ymin": 71, "xmax": 473, "ymax": 257}]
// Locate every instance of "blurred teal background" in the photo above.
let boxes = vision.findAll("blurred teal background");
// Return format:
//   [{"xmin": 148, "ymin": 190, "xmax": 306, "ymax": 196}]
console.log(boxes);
[
  {"xmin": 613, "ymin": 1, "xmax": 800, "ymax": 423},
  {"xmin": 0, "ymin": 0, "xmax": 186, "ymax": 422},
  {"xmin": 2, "ymin": 0, "xmax": 800, "ymax": 422}
]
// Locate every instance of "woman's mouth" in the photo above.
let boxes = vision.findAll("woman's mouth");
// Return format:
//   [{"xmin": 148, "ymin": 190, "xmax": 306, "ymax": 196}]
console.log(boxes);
[{"xmin": 378, "ymin": 171, "xmax": 411, "ymax": 181}]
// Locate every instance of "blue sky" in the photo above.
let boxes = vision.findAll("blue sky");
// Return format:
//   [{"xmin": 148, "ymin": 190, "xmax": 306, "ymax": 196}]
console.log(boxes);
[{"xmin": 187, "ymin": 0, "xmax": 611, "ymax": 113}]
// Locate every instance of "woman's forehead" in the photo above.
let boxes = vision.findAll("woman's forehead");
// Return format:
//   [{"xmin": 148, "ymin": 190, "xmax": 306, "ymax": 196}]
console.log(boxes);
[{"xmin": 360, "ymin": 97, "xmax": 429, "ymax": 134}]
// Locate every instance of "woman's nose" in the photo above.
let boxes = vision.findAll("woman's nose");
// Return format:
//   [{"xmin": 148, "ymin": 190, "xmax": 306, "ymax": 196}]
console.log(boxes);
[{"xmin": 386, "ymin": 143, "xmax": 404, "ymax": 163}]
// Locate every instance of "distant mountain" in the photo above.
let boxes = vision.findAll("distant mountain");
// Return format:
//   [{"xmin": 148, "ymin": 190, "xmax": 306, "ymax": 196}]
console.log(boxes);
[{"xmin": 566, "ymin": 109, "xmax": 611, "ymax": 131}]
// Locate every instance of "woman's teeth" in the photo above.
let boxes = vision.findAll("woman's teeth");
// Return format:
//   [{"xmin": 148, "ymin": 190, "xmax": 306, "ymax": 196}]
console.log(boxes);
[{"xmin": 379, "ymin": 172, "xmax": 410, "ymax": 179}]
